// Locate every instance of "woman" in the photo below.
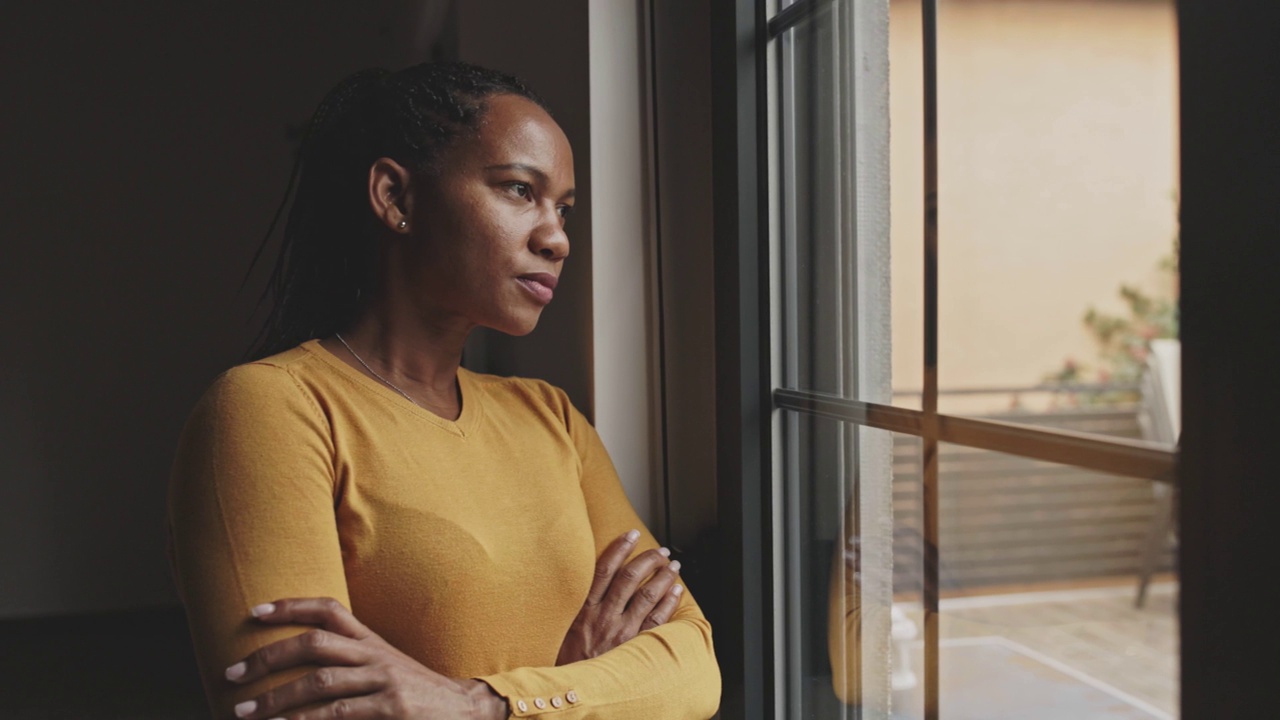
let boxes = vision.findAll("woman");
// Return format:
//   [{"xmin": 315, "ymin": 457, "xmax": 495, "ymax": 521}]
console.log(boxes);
[{"xmin": 168, "ymin": 61, "xmax": 720, "ymax": 720}]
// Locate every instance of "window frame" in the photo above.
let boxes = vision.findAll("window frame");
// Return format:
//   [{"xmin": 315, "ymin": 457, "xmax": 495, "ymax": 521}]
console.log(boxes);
[
  {"xmin": 699, "ymin": 1, "xmax": 1280, "ymax": 718},
  {"xmin": 709, "ymin": 1, "xmax": 777, "ymax": 718},
  {"xmin": 757, "ymin": 0, "xmax": 1179, "ymax": 718}
]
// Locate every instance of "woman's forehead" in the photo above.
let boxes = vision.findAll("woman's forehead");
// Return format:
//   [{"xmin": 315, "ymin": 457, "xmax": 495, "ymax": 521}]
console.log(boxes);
[{"xmin": 471, "ymin": 95, "xmax": 574, "ymax": 178}]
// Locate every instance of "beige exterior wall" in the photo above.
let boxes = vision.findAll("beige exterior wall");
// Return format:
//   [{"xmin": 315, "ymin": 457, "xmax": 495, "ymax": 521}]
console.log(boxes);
[{"xmin": 888, "ymin": 0, "xmax": 1179, "ymax": 407}]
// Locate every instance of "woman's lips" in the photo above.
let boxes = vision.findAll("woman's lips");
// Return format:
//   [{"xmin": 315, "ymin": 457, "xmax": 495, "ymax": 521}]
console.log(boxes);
[{"xmin": 516, "ymin": 274, "xmax": 556, "ymax": 304}]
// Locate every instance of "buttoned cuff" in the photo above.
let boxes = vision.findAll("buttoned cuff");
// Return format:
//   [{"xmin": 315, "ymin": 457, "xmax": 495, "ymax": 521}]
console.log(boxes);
[{"xmin": 477, "ymin": 673, "xmax": 582, "ymax": 717}]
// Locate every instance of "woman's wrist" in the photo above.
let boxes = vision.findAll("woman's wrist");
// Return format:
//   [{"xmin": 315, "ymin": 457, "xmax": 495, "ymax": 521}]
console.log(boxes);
[{"xmin": 461, "ymin": 678, "xmax": 508, "ymax": 720}]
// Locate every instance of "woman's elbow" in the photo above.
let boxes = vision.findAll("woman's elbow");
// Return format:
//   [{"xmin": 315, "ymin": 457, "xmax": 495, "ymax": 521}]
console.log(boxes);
[
  {"xmin": 831, "ymin": 674, "xmax": 862, "ymax": 707},
  {"xmin": 686, "ymin": 622, "xmax": 722, "ymax": 719},
  {"xmin": 689, "ymin": 656, "xmax": 722, "ymax": 720}
]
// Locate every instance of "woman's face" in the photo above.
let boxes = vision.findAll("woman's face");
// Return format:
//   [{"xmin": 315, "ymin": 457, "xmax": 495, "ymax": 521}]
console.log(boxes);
[{"xmin": 397, "ymin": 93, "xmax": 575, "ymax": 337}]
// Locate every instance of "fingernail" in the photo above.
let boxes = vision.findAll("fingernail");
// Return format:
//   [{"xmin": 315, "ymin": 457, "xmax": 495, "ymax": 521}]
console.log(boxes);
[
  {"xmin": 625, "ymin": 529, "xmax": 640, "ymax": 543},
  {"xmin": 669, "ymin": 560, "xmax": 682, "ymax": 573},
  {"xmin": 234, "ymin": 700, "xmax": 256, "ymax": 717},
  {"xmin": 225, "ymin": 662, "xmax": 246, "ymax": 681},
  {"xmin": 658, "ymin": 547, "xmax": 671, "ymax": 558},
  {"xmin": 673, "ymin": 584, "xmax": 685, "ymax": 596},
  {"xmin": 250, "ymin": 603, "xmax": 275, "ymax": 618}
]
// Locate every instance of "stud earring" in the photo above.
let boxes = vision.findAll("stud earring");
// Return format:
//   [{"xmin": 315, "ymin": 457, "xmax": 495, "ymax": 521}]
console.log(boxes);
[{"xmin": 397, "ymin": 220, "xmax": 408, "ymax": 230}]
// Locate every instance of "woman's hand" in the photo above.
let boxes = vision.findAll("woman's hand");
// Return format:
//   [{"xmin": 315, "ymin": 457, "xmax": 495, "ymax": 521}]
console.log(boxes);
[
  {"xmin": 556, "ymin": 529, "xmax": 684, "ymax": 665},
  {"xmin": 223, "ymin": 598, "xmax": 506, "ymax": 720}
]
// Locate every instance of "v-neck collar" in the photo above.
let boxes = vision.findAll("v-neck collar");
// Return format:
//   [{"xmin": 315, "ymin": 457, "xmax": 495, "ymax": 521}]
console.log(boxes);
[{"xmin": 302, "ymin": 339, "xmax": 483, "ymax": 438}]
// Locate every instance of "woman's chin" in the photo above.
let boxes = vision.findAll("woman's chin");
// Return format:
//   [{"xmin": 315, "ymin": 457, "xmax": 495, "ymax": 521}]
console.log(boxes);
[{"xmin": 488, "ymin": 311, "xmax": 543, "ymax": 337}]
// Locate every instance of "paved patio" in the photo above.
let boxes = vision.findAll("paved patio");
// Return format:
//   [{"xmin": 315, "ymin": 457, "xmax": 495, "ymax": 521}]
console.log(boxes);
[{"xmin": 893, "ymin": 580, "xmax": 1178, "ymax": 718}]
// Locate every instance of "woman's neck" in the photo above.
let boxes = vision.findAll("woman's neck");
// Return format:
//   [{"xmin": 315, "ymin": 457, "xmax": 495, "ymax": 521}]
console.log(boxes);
[{"xmin": 321, "ymin": 302, "xmax": 474, "ymax": 419}]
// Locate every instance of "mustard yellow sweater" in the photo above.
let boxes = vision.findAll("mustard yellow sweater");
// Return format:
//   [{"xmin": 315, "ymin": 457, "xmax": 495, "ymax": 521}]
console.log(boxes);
[{"xmin": 168, "ymin": 340, "xmax": 720, "ymax": 719}]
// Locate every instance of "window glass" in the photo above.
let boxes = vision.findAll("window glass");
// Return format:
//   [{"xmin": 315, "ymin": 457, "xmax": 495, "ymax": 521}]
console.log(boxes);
[
  {"xmin": 776, "ymin": 0, "xmax": 895, "ymax": 407},
  {"xmin": 892, "ymin": 442, "xmax": 1178, "ymax": 718},
  {"xmin": 925, "ymin": 0, "xmax": 1180, "ymax": 432},
  {"xmin": 778, "ymin": 0, "xmax": 849, "ymax": 398},
  {"xmin": 767, "ymin": 0, "xmax": 1179, "ymax": 717},
  {"xmin": 780, "ymin": 412, "xmax": 900, "ymax": 718},
  {"xmin": 772, "ymin": 0, "xmax": 895, "ymax": 715}
]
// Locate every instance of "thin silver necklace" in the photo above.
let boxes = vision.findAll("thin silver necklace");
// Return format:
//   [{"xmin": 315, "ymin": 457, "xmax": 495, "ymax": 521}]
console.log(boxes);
[{"xmin": 334, "ymin": 333, "xmax": 425, "ymax": 409}]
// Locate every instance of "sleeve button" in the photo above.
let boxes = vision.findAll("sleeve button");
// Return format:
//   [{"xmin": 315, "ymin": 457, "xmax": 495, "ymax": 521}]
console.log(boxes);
[
  {"xmin": 551, "ymin": 696, "xmax": 564, "ymax": 708},
  {"xmin": 517, "ymin": 699, "xmax": 528, "ymax": 712},
  {"xmin": 534, "ymin": 697, "xmax": 547, "ymax": 708},
  {"xmin": 566, "ymin": 690, "xmax": 579, "ymax": 703}
]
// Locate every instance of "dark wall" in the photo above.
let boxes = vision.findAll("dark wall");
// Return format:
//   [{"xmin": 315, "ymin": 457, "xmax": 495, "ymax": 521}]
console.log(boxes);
[
  {"xmin": 0, "ymin": 1, "xmax": 451, "ymax": 617},
  {"xmin": 652, "ymin": 0, "xmax": 718, "ymax": 552},
  {"xmin": 1177, "ymin": 1, "xmax": 1280, "ymax": 718}
]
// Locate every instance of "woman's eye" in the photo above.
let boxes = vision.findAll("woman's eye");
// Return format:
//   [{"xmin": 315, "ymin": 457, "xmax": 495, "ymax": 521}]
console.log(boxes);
[
  {"xmin": 509, "ymin": 182, "xmax": 532, "ymax": 199},
  {"xmin": 558, "ymin": 205, "xmax": 574, "ymax": 218}
]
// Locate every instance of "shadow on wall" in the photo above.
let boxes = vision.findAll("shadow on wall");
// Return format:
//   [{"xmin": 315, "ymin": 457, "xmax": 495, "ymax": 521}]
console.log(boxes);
[{"xmin": 3, "ymin": 0, "xmax": 600, "ymax": 623}]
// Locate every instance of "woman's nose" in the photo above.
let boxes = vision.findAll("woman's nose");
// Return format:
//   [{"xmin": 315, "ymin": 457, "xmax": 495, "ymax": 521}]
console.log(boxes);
[{"xmin": 530, "ymin": 208, "xmax": 570, "ymax": 261}]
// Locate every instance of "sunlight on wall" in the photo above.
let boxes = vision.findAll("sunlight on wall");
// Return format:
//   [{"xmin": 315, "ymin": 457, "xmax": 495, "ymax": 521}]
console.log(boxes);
[{"xmin": 889, "ymin": 0, "xmax": 1179, "ymax": 408}]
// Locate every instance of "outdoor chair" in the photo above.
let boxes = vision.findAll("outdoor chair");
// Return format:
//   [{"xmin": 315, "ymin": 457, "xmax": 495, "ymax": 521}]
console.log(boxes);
[{"xmin": 1135, "ymin": 339, "xmax": 1180, "ymax": 608}]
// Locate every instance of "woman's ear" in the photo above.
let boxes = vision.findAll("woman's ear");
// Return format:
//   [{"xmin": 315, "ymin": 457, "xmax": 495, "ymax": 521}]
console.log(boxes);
[{"xmin": 368, "ymin": 157, "xmax": 414, "ymax": 233}]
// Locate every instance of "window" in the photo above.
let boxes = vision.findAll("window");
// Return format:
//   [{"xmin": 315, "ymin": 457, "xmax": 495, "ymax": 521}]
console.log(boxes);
[{"xmin": 763, "ymin": 0, "xmax": 1179, "ymax": 718}]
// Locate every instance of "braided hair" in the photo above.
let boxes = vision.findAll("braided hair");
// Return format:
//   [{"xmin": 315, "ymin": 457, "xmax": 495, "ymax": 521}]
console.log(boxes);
[{"xmin": 247, "ymin": 61, "xmax": 547, "ymax": 359}]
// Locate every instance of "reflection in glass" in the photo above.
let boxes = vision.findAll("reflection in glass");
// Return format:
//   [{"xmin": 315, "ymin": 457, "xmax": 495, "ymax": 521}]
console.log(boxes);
[
  {"xmin": 773, "ymin": 0, "xmax": 896, "ymax": 714},
  {"xmin": 781, "ymin": 412, "xmax": 896, "ymax": 718}
]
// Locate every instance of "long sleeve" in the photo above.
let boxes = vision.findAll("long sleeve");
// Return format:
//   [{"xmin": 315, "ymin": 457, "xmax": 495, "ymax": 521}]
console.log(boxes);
[
  {"xmin": 168, "ymin": 363, "xmax": 349, "ymax": 720},
  {"xmin": 170, "ymin": 349, "xmax": 721, "ymax": 719},
  {"xmin": 478, "ymin": 395, "xmax": 722, "ymax": 719}
]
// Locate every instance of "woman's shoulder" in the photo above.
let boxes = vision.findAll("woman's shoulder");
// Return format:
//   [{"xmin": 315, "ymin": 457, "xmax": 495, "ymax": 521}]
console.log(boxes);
[
  {"xmin": 196, "ymin": 343, "xmax": 327, "ymax": 417},
  {"xmin": 172, "ymin": 345, "xmax": 335, "ymax": 491},
  {"xmin": 462, "ymin": 369, "xmax": 576, "ymax": 418}
]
